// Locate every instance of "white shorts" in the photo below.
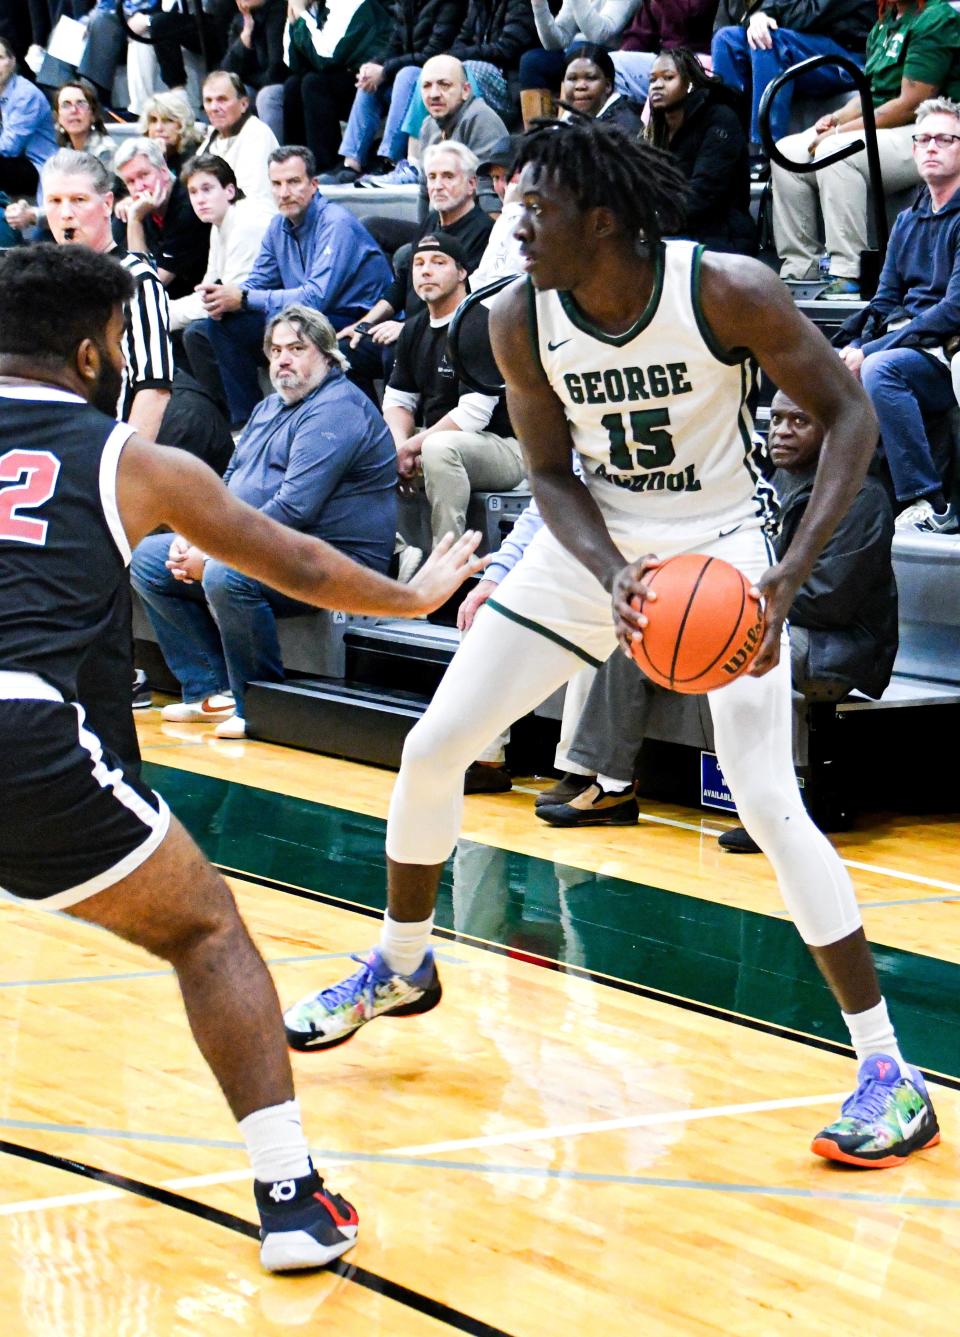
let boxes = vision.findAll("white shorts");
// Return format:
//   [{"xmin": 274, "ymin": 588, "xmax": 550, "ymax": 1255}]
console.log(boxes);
[{"xmin": 486, "ymin": 513, "xmax": 774, "ymax": 667}]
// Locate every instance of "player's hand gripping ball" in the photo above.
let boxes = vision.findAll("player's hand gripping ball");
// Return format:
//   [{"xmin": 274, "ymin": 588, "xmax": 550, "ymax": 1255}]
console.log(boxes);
[{"xmin": 630, "ymin": 554, "xmax": 765, "ymax": 692}]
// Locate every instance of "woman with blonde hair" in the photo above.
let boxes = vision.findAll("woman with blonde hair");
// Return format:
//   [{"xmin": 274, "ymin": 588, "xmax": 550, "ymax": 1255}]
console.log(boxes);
[{"xmin": 138, "ymin": 89, "xmax": 204, "ymax": 175}]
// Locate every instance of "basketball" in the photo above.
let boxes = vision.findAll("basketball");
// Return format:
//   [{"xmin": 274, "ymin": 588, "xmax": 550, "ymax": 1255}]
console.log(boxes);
[{"xmin": 629, "ymin": 554, "xmax": 765, "ymax": 693}]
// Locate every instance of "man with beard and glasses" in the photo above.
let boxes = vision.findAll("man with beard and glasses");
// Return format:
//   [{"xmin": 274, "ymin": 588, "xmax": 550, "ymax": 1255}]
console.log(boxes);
[
  {"xmin": 130, "ymin": 304, "xmax": 399, "ymax": 738},
  {"xmin": 0, "ymin": 243, "xmax": 484, "ymax": 1271}
]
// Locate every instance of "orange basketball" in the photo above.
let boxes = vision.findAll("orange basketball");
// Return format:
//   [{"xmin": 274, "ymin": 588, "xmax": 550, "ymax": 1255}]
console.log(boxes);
[{"xmin": 629, "ymin": 553, "xmax": 765, "ymax": 693}]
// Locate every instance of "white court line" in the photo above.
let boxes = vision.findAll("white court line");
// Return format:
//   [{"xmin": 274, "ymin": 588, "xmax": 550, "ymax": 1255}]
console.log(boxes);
[
  {"xmin": 0, "ymin": 1091, "xmax": 845, "ymax": 1218},
  {"xmin": 511, "ymin": 791, "xmax": 960, "ymax": 897}
]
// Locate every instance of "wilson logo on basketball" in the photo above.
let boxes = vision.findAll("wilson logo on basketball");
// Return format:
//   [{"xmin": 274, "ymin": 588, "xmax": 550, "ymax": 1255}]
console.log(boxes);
[{"xmin": 722, "ymin": 619, "xmax": 764, "ymax": 677}]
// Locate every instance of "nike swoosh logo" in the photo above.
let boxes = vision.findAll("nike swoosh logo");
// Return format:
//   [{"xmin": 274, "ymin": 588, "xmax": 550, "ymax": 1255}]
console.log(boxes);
[
  {"xmin": 896, "ymin": 1106, "xmax": 927, "ymax": 1140},
  {"xmin": 547, "ymin": 339, "xmax": 571, "ymax": 351},
  {"xmin": 719, "ymin": 525, "xmax": 742, "ymax": 538}
]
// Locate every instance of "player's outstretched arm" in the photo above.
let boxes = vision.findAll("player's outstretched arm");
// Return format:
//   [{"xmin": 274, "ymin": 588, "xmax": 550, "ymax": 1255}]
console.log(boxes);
[
  {"xmin": 116, "ymin": 437, "xmax": 487, "ymax": 617},
  {"xmin": 489, "ymin": 281, "xmax": 629, "ymax": 594},
  {"xmin": 699, "ymin": 254, "xmax": 879, "ymax": 674}
]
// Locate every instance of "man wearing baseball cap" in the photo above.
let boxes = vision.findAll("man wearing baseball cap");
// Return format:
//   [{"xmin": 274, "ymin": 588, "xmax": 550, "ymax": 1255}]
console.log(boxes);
[{"xmin": 383, "ymin": 233, "xmax": 523, "ymax": 572}]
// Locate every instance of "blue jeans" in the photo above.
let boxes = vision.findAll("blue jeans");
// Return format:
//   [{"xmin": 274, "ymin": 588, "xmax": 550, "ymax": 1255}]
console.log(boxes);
[
  {"xmin": 711, "ymin": 27, "xmax": 861, "ymax": 145},
  {"xmin": 130, "ymin": 533, "xmax": 311, "ymax": 717},
  {"xmin": 340, "ymin": 64, "xmax": 423, "ymax": 165},
  {"xmin": 861, "ymin": 347, "xmax": 956, "ymax": 502},
  {"xmin": 202, "ymin": 309, "xmax": 267, "ymax": 427}
]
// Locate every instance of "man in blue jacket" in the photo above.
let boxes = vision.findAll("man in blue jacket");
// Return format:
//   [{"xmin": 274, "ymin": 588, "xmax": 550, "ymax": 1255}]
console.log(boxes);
[
  {"xmin": 0, "ymin": 35, "xmax": 57, "ymax": 196},
  {"xmin": 195, "ymin": 144, "xmax": 393, "ymax": 425},
  {"xmin": 839, "ymin": 97, "xmax": 960, "ymax": 534},
  {"xmin": 131, "ymin": 303, "xmax": 398, "ymax": 737}
]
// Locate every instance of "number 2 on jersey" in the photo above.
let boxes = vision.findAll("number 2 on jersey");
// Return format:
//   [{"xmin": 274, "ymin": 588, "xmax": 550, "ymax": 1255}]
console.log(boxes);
[
  {"xmin": 0, "ymin": 450, "xmax": 61, "ymax": 546},
  {"xmin": 601, "ymin": 409, "xmax": 676, "ymax": 471}
]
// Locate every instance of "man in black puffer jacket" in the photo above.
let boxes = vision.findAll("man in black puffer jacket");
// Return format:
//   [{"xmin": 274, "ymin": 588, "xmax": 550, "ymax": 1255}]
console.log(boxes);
[
  {"xmin": 449, "ymin": 0, "xmax": 540, "ymax": 122},
  {"xmin": 321, "ymin": 0, "xmax": 467, "ymax": 182}
]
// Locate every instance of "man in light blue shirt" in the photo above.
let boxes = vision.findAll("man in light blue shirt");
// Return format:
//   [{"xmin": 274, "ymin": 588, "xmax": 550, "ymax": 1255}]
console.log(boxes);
[
  {"xmin": 0, "ymin": 37, "xmax": 57, "ymax": 197},
  {"xmin": 196, "ymin": 144, "xmax": 392, "ymax": 426}
]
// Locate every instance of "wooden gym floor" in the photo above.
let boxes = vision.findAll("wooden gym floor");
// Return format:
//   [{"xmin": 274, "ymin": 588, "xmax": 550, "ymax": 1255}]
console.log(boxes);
[{"xmin": 1, "ymin": 707, "xmax": 960, "ymax": 1335}]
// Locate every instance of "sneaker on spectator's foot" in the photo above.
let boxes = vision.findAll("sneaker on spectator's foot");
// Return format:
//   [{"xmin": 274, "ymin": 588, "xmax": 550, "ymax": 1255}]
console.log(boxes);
[
  {"xmin": 464, "ymin": 761, "xmax": 512, "ymax": 793},
  {"xmin": 132, "ymin": 669, "xmax": 152, "ymax": 710},
  {"xmin": 718, "ymin": 825, "xmax": 761, "ymax": 854},
  {"xmin": 818, "ymin": 276, "xmax": 861, "ymax": 300},
  {"xmin": 536, "ymin": 782, "xmax": 639, "ymax": 827},
  {"xmin": 255, "ymin": 1164, "xmax": 358, "ymax": 1272},
  {"xmin": 160, "ymin": 693, "xmax": 235, "ymax": 723},
  {"xmin": 214, "ymin": 714, "xmax": 246, "ymax": 738},
  {"xmin": 534, "ymin": 772, "xmax": 595, "ymax": 809},
  {"xmin": 894, "ymin": 499, "xmax": 959, "ymax": 534},
  {"xmin": 285, "ymin": 947, "xmax": 442, "ymax": 1051},
  {"xmin": 749, "ymin": 153, "xmax": 770, "ymax": 181},
  {"xmin": 356, "ymin": 159, "xmax": 420, "ymax": 187},
  {"xmin": 811, "ymin": 1055, "xmax": 940, "ymax": 1168},
  {"xmin": 318, "ymin": 165, "xmax": 360, "ymax": 184}
]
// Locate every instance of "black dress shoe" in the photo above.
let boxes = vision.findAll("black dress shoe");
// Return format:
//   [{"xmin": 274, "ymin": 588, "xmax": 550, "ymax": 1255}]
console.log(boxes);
[
  {"xmin": 718, "ymin": 826, "xmax": 761, "ymax": 854},
  {"xmin": 537, "ymin": 782, "xmax": 638, "ymax": 827},
  {"xmin": 464, "ymin": 762, "xmax": 512, "ymax": 794},
  {"xmin": 534, "ymin": 772, "xmax": 595, "ymax": 809}
]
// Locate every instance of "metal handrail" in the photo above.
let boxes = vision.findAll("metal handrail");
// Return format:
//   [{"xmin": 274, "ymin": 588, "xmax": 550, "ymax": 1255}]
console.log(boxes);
[{"xmin": 757, "ymin": 51, "xmax": 888, "ymax": 258}]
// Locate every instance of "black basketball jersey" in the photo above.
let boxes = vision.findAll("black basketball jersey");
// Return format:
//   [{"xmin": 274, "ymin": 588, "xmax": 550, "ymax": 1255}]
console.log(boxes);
[{"xmin": 0, "ymin": 386, "xmax": 133, "ymax": 700}]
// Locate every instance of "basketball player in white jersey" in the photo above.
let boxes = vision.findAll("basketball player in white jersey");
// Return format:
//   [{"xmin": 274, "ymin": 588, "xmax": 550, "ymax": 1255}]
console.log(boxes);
[{"xmin": 285, "ymin": 119, "xmax": 940, "ymax": 1170}]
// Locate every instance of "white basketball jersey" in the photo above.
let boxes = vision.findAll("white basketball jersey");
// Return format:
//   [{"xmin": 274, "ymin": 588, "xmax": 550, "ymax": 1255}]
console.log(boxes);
[{"xmin": 531, "ymin": 240, "xmax": 775, "ymax": 529}]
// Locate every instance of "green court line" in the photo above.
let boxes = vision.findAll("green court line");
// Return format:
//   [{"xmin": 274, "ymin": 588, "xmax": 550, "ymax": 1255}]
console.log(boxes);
[{"xmin": 143, "ymin": 762, "xmax": 960, "ymax": 1079}]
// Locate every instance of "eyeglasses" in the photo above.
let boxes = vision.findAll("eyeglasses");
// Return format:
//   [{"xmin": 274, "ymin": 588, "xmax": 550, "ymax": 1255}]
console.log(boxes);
[
  {"xmin": 912, "ymin": 133, "xmax": 960, "ymax": 147},
  {"xmin": 58, "ymin": 99, "xmax": 90, "ymax": 111}
]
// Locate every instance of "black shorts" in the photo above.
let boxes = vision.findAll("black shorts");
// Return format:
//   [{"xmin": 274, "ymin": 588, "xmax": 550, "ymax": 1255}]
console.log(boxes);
[{"xmin": 0, "ymin": 686, "xmax": 169, "ymax": 907}]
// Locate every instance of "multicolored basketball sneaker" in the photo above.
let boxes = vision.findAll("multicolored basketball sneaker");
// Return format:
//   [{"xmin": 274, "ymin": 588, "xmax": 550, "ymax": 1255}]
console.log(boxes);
[
  {"xmin": 284, "ymin": 948, "xmax": 442, "ymax": 1051},
  {"xmin": 255, "ymin": 1164, "xmax": 358, "ymax": 1272},
  {"xmin": 812, "ymin": 1054, "xmax": 940, "ymax": 1168}
]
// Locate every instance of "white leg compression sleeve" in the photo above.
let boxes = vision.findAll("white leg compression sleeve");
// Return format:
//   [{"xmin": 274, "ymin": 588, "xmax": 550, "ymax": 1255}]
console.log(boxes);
[
  {"xmin": 387, "ymin": 606, "xmax": 585, "ymax": 865},
  {"xmin": 709, "ymin": 650, "xmax": 862, "ymax": 948}
]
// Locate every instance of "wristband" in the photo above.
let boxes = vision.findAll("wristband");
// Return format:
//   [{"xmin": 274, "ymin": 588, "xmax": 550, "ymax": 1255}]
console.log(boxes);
[
  {"xmin": 354, "ymin": 321, "xmax": 372, "ymax": 335},
  {"xmin": 240, "ymin": 288, "xmax": 249, "ymax": 311}
]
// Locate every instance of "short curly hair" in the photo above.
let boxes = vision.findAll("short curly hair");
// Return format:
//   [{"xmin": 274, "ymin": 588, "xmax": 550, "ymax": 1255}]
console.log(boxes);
[{"xmin": 0, "ymin": 245, "xmax": 134, "ymax": 366}]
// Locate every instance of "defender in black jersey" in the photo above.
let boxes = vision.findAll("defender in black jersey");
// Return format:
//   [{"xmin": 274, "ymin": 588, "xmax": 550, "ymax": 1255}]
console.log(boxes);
[{"xmin": 0, "ymin": 243, "xmax": 485, "ymax": 1271}]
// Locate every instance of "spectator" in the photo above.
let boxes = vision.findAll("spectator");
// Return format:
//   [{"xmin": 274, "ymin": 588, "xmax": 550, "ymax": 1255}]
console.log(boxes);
[
  {"xmin": 70, "ymin": 1, "xmax": 161, "ymax": 108},
  {"xmin": 319, "ymin": 0, "xmax": 466, "ymax": 184},
  {"xmin": 558, "ymin": 43, "xmax": 644, "ymax": 135},
  {"xmin": 4, "ymin": 76, "xmax": 113, "ymax": 236},
  {"xmin": 646, "ymin": 46, "xmax": 757, "ymax": 254},
  {"xmin": 537, "ymin": 385, "xmax": 898, "ymax": 831},
  {"xmin": 838, "ymin": 98, "xmax": 960, "ymax": 533},
  {"xmin": 196, "ymin": 68, "xmax": 279, "ymax": 206},
  {"xmin": 221, "ymin": 0, "xmax": 289, "ymax": 143},
  {"xmin": 139, "ymin": 89, "xmax": 205, "ymax": 175},
  {"xmin": 279, "ymin": 0, "xmax": 393, "ymax": 173},
  {"xmin": 339, "ymin": 142, "xmax": 494, "ymax": 393},
  {"xmin": 471, "ymin": 144, "xmax": 526, "ymax": 285},
  {"xmin": 115, "ymin": 135, "xmax": 212, "ymax": 300},
  {"xmin": 0, "ymin": 35, "xmax": 57, "ymax": 196},
  {"xmin": 384, "ymin": 233, "xmax": 522, "ymax": 559},
  {"xmin": 414, "ymin": 56, "xmax": 510, "ymax": 211},
  {"xmin": 131, "ymin": 304, "xmax": 398, "ymax": 738},
  {"xmin": 128, "ymin": 0, "xmax": 235, "ymax": 90},
  {"xmin": 772, "ymin": 0, "xmax": 960, "ymax": 298},
  {"xmin": 448, "ymin": 0, "xmax": 540, "ymax": 123},
  {"xmin": 172, "ymin": 154, "xmax": 274, "ymax": 424},
  {"xmin": 198, "ymin": 144, "xmax": 392, "ymax": 426},
  {"xmin": 522, "ymin": 0, "xmax": 641, "ymax": 124},
  {"xmin": 615, "ymin": 0, "xmax": 718, "ymax": 102},
  {"xmin": 711, "ymin": 0, "xmax": 875, "ymax": 175}
]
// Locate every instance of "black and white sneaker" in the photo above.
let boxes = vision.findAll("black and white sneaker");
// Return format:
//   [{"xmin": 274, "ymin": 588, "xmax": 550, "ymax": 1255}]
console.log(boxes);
[
  {"xmin": 132, "ymin": 669, "xmax": 152, "ymax": 710},
  {"xmin": 255, "ymin": 1164, "xmax": 359, "ymax": 1272}
]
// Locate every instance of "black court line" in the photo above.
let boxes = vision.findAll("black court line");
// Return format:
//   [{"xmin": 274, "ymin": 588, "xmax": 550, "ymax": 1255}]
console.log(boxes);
[
  {"xmin": 0, "ymin": 1137, "xmax": 515, "ymax": 1337},
  {"xmin": 218, "ymin": 863, "xmax": 960, "ymax": 1096}
]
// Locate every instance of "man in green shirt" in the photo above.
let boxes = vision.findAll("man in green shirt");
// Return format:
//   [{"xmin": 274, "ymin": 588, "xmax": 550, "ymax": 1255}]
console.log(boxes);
[{"xmin": 772, "ymin": 0, "xmax": 960, "ymax": 297}]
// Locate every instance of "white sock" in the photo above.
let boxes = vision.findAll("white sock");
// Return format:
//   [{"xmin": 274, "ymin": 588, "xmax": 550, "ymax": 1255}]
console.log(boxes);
[
  {"xmin": 239, "ymin": 1098, "xmax": 312, "ymax": 1183},
  {"xmin": 380, "ymin": 912, "xmax": 434, "ymax": 976},
  {"xmin": 842, "ymin": 999, "xmax": 907, "ymax": 1075},
  {"xmin": 597, "ymin": 774, "xmax": 632, "ymax": 794}
]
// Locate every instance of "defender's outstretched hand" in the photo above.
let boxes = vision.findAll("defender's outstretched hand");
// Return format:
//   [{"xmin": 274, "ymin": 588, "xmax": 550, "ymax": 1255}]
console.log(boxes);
[{"xmin": 406, "ymin": 531, "xmax": 489, "ymax": 616}]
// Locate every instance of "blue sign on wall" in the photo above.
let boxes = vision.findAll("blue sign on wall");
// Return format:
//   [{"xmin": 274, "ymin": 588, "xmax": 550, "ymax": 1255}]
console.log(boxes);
[{"xmin": 700, "ymin": 751, "xmax": 737, "ymax": 813}]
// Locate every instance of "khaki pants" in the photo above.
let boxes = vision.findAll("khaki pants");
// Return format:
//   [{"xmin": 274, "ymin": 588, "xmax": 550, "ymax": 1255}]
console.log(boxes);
[
  {"xmin": 772, "ymin": 122, "xmax": 918, "ymax": 280},
  {"xmin": 420, "ymin": 430, "xmax": 524, "ymax": 546}
]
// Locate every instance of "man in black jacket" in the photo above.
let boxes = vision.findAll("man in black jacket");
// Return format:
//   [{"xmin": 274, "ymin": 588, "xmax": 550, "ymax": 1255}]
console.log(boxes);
[
  {"xmin": 711, "ymin": 0, "xmax": 875, "ymax": 169},
  {"xmin": 450, "ymin": 0, "xmax": 540, "ymax": 121}
]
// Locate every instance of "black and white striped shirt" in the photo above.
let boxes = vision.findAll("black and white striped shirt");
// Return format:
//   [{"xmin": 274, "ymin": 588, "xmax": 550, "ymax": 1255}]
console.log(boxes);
[{"xmin": 110, "ymin": 247, "xmax": 174, "ymax": 420}]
